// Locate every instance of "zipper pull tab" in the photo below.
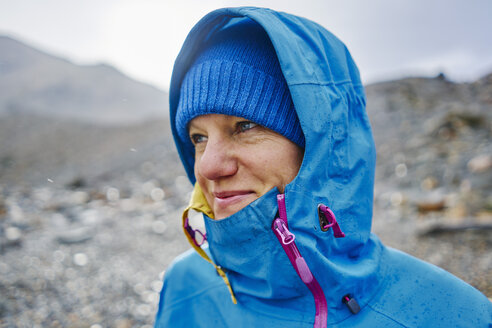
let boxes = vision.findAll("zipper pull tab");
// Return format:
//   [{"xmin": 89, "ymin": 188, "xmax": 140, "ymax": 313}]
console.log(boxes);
[
  {"xmin": 273, "ymin": 218, "xmax": 313, "ymax": 284},
  {"xmin": 273, "ymin": 218, "xmax": 295, "ymax": 245},
  {"xmin": 318, "ymin": 204, "xmax": 345, "ymax": 238}
]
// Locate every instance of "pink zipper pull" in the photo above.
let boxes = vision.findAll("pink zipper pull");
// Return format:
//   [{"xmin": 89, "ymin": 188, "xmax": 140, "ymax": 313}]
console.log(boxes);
[
  {"xmin": 273, "ymin": 194, "xmax": 328, "ymax": 328},
  {"xmin": 273, "ymin": 218, "xmax": 295, "ymax": 244},
  {"xmin": 318, "ymin": 204, "xmax": 345, "ymax": 238},
  {"xmin": 273, "ymin": 218, "xmax": 313, "ymax": 284}
]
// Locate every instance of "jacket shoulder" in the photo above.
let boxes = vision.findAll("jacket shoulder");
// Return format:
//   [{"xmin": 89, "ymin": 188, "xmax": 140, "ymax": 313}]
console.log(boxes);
[
  {"xmin": 370, "ymin": 247, "xmax": 492, "ymax": 327},
  {"xmin": 158, "ymin": 248, "xmax": 226, "ymax": 306},
  {"xmin": 154, "ymin": 249, "xmax": 231, "ymax": 327}
]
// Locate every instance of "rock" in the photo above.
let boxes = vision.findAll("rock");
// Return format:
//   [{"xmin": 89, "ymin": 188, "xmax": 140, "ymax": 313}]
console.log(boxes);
[
  {"xmin": 1, "ymin": 226, "xmax": 23, "ymax": 249},
  {"xmin": 421, "ymin": 176, "xmax": 439, "ymax": 190},
  {"xmin": 446, "ymin": 202, "xmax": 468, "ymax": 218},
  {"xmin": 467, "ymin": 154, "xmax": 492, "ymax": 173},
  {"xmin": 417, "ymin": 199, "xmax": 446, "ymax": 213},
  {"xmin": 67, "ymin": 177, "xmax": 86, "ymax": 189},
  {"xmin": 0, "ymin": 198, "xmax": 7, "ymax": 217},
  {"xmin": 415, "ymin": 191, "xmax": 446, "ymax": 213},
  {"xmin": 73, "ymin": 253, "xmax": 89, "ymax": 266},
  {"xmin": 56, "ymin": 226, "xmax": 94, "ymax": 244},
  {"xmin": 417, "ymin": 216, "xmax": 492, "ymax": 235}
]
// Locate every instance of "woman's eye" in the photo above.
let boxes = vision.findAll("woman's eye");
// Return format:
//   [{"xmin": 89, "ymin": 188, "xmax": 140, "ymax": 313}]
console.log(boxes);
[
  {"xmin": 190, "ymin": 134, "xmax": 207, "ymax": 145},
  {"xmin": 237, "ymin": 121, "xmax": 258, "ymax": 133}
]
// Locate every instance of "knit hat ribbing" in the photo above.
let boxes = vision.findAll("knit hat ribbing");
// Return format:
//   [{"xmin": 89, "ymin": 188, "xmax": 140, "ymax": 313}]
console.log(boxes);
[{"xmin": 176, "ymin": 19, "xmax": 305, "ymax": 148}]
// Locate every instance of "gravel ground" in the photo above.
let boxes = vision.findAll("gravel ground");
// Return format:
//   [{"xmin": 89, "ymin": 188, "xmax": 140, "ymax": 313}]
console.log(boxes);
[
  {"xmin": 1, "ymin": 174, "xmax": 490, "ymax": 327},
  {"xmin": 0, "ymin": 179, "xmax": 192, "ymax": 328},
  {"xmin": 372, "ymin": 202, "xmax": 492, "ymax": 298}
]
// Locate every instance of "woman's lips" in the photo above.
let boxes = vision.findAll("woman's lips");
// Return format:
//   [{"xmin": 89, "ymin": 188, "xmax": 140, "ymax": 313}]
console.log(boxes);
[{"xmin": 213, "ymin": 191, "xmax": 255, "ymax": 208}]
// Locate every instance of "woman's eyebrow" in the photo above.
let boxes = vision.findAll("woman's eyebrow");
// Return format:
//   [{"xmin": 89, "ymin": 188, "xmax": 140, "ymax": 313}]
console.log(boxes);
[{"xmin": 188, "ymin": 121, "xmax": 201, "ymax": 132}]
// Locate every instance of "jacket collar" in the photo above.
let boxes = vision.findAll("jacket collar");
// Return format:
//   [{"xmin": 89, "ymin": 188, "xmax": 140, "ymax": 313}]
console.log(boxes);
[{"xmin": 184, "ymin": 183, "xmax": 386, "ymax": 324}]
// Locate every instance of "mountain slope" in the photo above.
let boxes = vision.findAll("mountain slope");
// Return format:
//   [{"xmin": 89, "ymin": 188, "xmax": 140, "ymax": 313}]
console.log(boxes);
[{"xmin": 0, "ymin": 35, "xmax": 168, "ymax": 124}]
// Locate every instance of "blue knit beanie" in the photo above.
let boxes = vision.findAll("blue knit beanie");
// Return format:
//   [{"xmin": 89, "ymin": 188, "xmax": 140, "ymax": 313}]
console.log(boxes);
[{"xmin": 175, "ymin": 19, "xmax": 305, "ymax": 148}]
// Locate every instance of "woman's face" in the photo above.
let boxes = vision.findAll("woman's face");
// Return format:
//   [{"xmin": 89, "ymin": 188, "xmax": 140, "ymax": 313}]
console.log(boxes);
[{"xmin": 189, "ymin": 114, "xmax": 303, "ymax": 220}]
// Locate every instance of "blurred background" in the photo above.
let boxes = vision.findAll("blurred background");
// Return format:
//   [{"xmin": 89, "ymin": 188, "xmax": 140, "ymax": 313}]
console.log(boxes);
[{"xmin": 0, "ymin": 0, "xmax": 491, "ymax": 327}]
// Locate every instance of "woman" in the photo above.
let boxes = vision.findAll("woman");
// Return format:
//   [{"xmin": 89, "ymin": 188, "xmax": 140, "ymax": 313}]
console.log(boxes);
[{"xmin": 155, "ymin": 7, "xmax": 492, "ymax": 327}]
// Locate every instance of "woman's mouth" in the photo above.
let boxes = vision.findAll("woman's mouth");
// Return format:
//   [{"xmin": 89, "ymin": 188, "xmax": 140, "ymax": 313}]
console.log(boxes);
[{"xmin": 213, "ymin": 191, "xmax": 257, "ymax": 213}]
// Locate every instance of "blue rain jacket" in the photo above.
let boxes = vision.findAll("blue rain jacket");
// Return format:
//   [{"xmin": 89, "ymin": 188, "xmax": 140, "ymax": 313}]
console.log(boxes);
[{"xmin": 156, "ymin": 7, "xmax": 492, "ymax": 327}]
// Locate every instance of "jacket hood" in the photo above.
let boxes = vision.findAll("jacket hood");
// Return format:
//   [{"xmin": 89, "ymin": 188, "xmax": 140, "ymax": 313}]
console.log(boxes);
[{"xmin": 169, "ymin": 7, "xmax": 382, "ymax": 324}]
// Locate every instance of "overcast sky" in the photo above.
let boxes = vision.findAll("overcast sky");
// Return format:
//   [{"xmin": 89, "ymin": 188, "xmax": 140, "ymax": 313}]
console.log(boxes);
[{"xmin": 1, "ymin": 0, "xmax": 491, "ymax": 91}]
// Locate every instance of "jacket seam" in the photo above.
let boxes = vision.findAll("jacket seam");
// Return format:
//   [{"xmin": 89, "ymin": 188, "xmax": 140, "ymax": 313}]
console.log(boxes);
[{"xmin": 366, "ymin": 304, "xmax": 409, "ymax": 328}]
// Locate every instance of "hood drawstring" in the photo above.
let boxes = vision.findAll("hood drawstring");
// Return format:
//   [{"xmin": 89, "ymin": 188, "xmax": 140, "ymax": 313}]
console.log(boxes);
[{"xmin": 342, "ymin": 294, "xmax": 361, "ymax": 314}]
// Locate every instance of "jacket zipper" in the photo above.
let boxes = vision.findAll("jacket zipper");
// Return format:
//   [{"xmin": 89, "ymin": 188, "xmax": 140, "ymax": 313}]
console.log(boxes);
[{"xmin": 272, "ymin": 194, "xmax": 328, "ymax": 328}]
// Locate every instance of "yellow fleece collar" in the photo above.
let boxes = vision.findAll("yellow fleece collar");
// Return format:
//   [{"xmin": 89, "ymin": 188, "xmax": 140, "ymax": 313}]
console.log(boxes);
[{"xmin": 182, "ymin": 183, "xmax": 237, "ymax": 304}]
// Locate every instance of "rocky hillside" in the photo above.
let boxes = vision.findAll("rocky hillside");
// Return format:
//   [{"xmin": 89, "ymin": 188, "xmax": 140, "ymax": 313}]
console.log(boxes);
[
  {"xmin": 0, "ymin": 36, "xmax": 490, "ymax": 326},
  {"xmin": 367, "ymin": 73, "xmax": 492, "ymax": 227}
]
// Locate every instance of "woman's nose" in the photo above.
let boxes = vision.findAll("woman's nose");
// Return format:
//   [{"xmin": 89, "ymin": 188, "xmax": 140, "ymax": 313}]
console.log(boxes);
[{"xmin": 196, "ymin": 138, "xmax": 238, "ymax": 181}]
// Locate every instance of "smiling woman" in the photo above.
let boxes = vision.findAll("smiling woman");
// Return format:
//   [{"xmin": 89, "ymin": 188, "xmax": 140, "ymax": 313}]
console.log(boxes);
[
  {"xmin": 189, "ymin": 114, "xmax": 303, "ymax": 220},
  {"xmin": 174, "ymin": 19, "xmax": 306, "ymax": 220},
  {"xmin": 155, "ymin": 6, "xmax": 492, "ymax": 328}
]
